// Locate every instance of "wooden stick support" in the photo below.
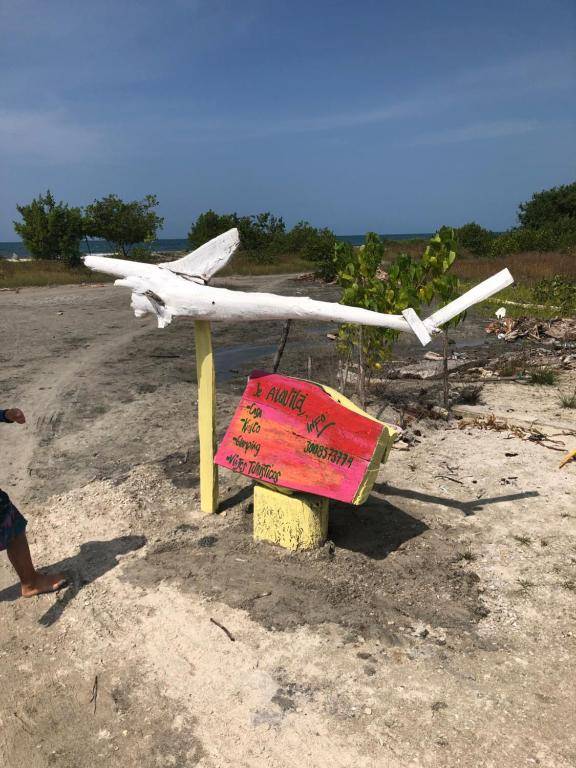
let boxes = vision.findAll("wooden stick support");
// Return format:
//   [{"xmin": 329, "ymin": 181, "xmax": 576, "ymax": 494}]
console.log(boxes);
[{"xmin": 194, "ymin": 320, "xmax": 218, "ymax": 514}]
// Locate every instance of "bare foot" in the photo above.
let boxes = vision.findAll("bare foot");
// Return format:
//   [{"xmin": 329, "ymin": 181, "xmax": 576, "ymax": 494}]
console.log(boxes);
[{"xmin": 21, "ymin": 572, "xmax": 68, "ymax": 598}]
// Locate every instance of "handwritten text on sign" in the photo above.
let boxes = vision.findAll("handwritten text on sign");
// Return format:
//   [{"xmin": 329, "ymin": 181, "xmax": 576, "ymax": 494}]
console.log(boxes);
[{"xmin": 214, "ymin": 371, "xmax": 396, "ymax": 504}]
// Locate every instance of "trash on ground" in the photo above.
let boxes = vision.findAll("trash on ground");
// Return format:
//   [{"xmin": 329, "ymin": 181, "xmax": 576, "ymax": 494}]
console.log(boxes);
[{"xmin": 486, "ymin": 317, "xmax": 576, "ymax": 343}]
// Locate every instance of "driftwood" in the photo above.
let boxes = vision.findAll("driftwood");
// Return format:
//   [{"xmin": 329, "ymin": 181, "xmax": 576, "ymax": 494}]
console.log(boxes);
[
  {"xmin": 83, "ymin": 228, "xmax": 514, "ymax": 347},
  {"xmin": 272, "ymin": 319, "xmax": 292, "ymax": 373}
]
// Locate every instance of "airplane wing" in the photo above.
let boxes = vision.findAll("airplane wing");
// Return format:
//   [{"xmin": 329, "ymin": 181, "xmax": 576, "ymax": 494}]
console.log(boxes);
[{"xmin": 160, "ymin": 228, "xmax": 240, "ymax": 283}]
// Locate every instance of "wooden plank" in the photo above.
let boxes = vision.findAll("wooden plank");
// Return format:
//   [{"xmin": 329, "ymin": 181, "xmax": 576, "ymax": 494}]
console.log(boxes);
[
  {"xmin": 194, "ymin": 320, "xmax": 218, "ymax": 513},
  {"xmin": 214, "ymin": 371, "xmax": 397, "ymax": 504}
]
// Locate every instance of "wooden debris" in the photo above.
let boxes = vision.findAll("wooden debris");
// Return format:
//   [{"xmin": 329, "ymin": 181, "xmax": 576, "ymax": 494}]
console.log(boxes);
[
  {"xmin": 486, "ymin": 316, "xmax": 576, "ymax": 343},
  {"xmin": 89, "ymin": 675, "xmax": 98, "ymax": 715},
  {"xmin": 210, "ymin": 618, "xmax": 236, "ymax": 642}
]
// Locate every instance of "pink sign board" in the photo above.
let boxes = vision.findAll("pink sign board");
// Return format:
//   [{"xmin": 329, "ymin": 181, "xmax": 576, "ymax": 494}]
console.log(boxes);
[{"xmin": 214, "ymin": 371, "xmax": 395, "ymax": 504}]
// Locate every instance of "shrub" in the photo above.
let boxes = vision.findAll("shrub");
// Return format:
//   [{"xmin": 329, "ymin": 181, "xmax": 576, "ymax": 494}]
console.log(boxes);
[
  {"xmin": 529, "ymin": 367, "xmax": 558, "ymax": 385},
  {"xmin": 306, "ymin": 229, "xmax": 337, "ymax": 276},
  {"xmin": 531, "ymin": 275, "xmax": 576, "ymax": 313},
  {"xmin": 188, "ymin": 210, "xmax": 286, "ymax": 263},
  {"xmin": 456, "ymin": 222, "xmax": 494, "ymax": 256},
  {"xmin": 488, "ymin": 223, "xmax": 576, "ymax": 257},
  {"xmin": 13, "ymin": 190, "xmax": 85, "ymax": 266},
  {"xmin": 286, "ymin": 223, "xmax": 337, "ymax": 279},
  {"xmin": 558, "ymin": 388, "xmax": 576, "ymax": 409},
  {"xmin": 237, "ymin": 212, "xmax": 286, "ymax": 253},
  {"xmin": 336, "ymin": 228, "xmax": 461, "ymax": 404},
  {"xmin": 187, "ymin": 210, "xmax": 236, "ymax": 249},
  {"xmin": 518, "ymin": 181, "xmax": 576, "ymax": 229},
  {"xmin": 457, "ymin": 385, "xmax": 483, "ymax": 404},
  {"xmin": 187, "ymin": 210, "xmax": 337, "ymax": 272}
]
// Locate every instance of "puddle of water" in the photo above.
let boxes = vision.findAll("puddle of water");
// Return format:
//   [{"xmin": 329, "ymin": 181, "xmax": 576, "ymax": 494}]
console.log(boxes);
[
  {"xmin": 214, "ymin": 325, "xmax": 333, "ymax": 382},
  {"xmin": 453, "ymin": 336, "xmax": 494, "ymax": 349},
  {"xmin": 215, "ymin": 343, "xmax": 277, "ymax": 381}
]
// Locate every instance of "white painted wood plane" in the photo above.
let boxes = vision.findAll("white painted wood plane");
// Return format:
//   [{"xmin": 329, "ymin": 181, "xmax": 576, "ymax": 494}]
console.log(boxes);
[{"xmin": 83, "ymin": 228, "xmax": 513, "ymax": 346}]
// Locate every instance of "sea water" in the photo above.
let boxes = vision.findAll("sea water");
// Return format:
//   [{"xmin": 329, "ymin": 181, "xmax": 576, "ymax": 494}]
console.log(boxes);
[{"xmin": 0, "ymin": 233, "xmax": 432, "ymax": 259}]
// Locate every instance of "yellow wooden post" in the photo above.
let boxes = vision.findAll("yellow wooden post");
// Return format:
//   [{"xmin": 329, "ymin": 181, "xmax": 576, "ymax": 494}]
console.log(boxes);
[
  {"xmin": 194, "ymin": 320, "xmax": 218, "ymax": 514},
  {"xmin": 253, "ymin": 485, "xmax": 329, "ymax": 551}
]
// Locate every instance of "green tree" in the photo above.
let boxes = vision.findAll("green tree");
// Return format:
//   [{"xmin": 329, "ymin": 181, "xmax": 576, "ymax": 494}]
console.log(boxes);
[
  {"xmin": 187, "ymin": 210, "xmax": 237, "ymax": 249},
  {"xmin": 456, "ymin": 221, "xmax": 494, "ymax": 257},
  {"xmin": 337, "ymin": 228, "xmax": 461, "ymax": 405},
  {"xmin": 236, "ymin": 212, "xmax": 286, "ymax": 256},
  {"xmin": 84, "ymin": 194, "xmax": 164, "ymax": 258},
  {"xmin": 13, "ymin": 190, "xmax": 85, "ymax": 265},
  {"xmin": 188, "ymin": 210, "xmax": 287, "ymax": 263},
  {"xmin": 518, "ymin": 182, "xmax": 576, "ymax": 229},
  {"xmin": 286, "ymin": 221, "xmax": 337, "ymax": 277}
]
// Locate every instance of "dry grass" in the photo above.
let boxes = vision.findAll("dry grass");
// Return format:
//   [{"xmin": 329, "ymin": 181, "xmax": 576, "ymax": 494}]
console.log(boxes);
[
  {"xmin": 219, "ymin": 252, "xmax": 315, "ymax": 276},
  {"xmin": 558, "ymin": 388, "xmax": 576, "ymax": 409},
  {"xmin": 453, "ymin": 251, "xmax": 576, "ymax": 284},
  {"xmin": 0, "ymin": 260, "xmax": 113, "ymax": 289},
  {"xmin": 3, "ymin": 246, "xmax": 574, "ymax": 294},
  {"xmin": 452, "ymin": 251, "xmax": 576, "ymax": 319},
  {"xmin": 0, "ymin": 252, "xmax": 316, "ymax": 288}
]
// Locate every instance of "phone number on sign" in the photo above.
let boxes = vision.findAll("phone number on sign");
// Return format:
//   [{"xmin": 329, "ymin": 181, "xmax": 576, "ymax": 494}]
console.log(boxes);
[{"xmin": 303, "ymin": 440, "xmax": 354, "ymax": 468}]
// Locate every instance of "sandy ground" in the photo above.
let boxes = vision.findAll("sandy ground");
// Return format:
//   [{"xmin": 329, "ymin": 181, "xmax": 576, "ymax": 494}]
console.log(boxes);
[{"xmin": 0, "ymin": 276, "xmax": 575, "ymax": 768}]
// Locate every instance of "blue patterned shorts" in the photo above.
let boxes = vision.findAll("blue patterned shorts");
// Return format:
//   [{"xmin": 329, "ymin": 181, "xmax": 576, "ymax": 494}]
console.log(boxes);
[{"xmin": 0, "ymin": 489, "xmax": 27, "ymax": 551}]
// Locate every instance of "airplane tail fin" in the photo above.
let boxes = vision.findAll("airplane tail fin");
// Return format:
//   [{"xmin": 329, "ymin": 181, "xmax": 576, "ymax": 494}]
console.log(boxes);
[{"xmin": 160, "ymin": 228, "xmax": 240, "ymax": 283}]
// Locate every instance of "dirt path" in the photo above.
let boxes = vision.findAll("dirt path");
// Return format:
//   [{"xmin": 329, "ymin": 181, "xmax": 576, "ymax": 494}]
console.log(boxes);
[{"xmin": 0, "ymin": 279, "xmax": 575, "ymax": 767}]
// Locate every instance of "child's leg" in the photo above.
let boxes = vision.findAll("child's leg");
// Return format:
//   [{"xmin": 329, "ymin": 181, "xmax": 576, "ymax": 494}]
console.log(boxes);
[{"xmin": 6, "ymin": 532, "xmax": 67, "ymax": 597}]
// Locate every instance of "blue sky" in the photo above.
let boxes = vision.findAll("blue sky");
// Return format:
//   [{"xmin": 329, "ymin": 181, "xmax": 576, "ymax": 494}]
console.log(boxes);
[{"xmin": 1, "ymin": 0, "xmax": 575, "ymax": 238}]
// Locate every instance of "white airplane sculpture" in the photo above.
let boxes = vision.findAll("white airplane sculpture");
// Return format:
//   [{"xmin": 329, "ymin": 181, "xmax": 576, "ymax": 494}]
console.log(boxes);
[{"xmin": 84, "ymin": 228, "xmax": 513, "ymax": 346}]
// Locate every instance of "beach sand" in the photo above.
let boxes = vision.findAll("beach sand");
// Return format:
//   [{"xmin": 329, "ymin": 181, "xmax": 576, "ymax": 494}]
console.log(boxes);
[{"xmin": 0, "ymin": 276, "xmax": 575, "ymax": 767}]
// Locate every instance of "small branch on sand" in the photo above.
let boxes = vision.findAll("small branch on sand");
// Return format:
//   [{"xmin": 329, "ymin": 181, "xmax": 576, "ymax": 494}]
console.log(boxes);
[
  {"xmin": 210, "ymin": 618, "xmax": 236, "ymax": 642},
  {"xmin": 434, "ymin": 474, "xmax": 465, "ymax": 485},
  {"xmin": 89, "ymin": 675, "xmax": 98, "ymax": 715},
  {"xmin": 13, "ymin": 712, "xmax": 33, "ymax": 735}
]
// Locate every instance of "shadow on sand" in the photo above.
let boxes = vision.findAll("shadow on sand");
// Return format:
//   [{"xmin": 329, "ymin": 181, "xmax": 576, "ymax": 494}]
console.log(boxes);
[
  {"xmin": 0, "ymin": 535, "xmax": 146, "ymax": 626},
  {"xmin": 376, "ymin": 483, "xmax": 539, "ymax": 517},
  {"xmin": 329, "ymin": 495, "xmax": 428, "ymax": 559}
]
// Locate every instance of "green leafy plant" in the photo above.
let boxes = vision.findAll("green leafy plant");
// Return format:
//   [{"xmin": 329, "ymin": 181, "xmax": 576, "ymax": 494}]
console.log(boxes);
[
  {"xmin": 13, "ymin": 190, "xmax": 85, "ymax": 266},
  {"xmin": 532, "ymin": 275, "xmax": 576, "ymax": 313},
  {"xmin": 336, "ymin": 227, "xmax": 462, "ymax": 405},
  {"xmin": 84, "ymin": 194, "xmax": 164, "ymax": 258},
  {"xmin": 529, "ymin": 367, "xmax": 558, "ymax": 386},
  {"xmin": 558, "ymin": 388, "xmax": 576, "ymax": 409}
]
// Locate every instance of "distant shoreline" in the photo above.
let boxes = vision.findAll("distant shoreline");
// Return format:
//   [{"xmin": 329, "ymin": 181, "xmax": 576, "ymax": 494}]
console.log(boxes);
[{"xmin": 0, "ymin": 233, "xmax": 432, "ymax": 259}]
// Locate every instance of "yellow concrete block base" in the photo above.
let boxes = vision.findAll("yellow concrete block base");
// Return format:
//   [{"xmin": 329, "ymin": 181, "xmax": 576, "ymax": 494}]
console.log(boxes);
[{"xmin": 253, "ymin": 484, "xmax": 329, "ymax": 551}]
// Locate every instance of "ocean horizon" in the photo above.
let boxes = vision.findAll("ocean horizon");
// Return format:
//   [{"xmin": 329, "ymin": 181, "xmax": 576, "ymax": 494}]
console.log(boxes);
[{"xmin": 0, "ymin": 233, "xmax": 432, "ymax": 259}]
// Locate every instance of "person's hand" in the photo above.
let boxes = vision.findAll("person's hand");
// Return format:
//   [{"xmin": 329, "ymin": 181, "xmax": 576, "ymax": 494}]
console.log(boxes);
[{"xmin": 5, "ymin": 408, "xmax": 25, "ymax": 424}]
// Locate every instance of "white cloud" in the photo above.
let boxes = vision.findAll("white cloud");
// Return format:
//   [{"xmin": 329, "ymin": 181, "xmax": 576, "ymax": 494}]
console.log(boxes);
[
  {"xmin": 0, "ymin": 109, "xmax": 103, "ymax": 164},
  {"xmin": 405, "ymin": 120, "xmax": 539, "ymax": 147},
  {"xmin": 166, "ymin": 49, "xmax": 570, "ymax": 143}
]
